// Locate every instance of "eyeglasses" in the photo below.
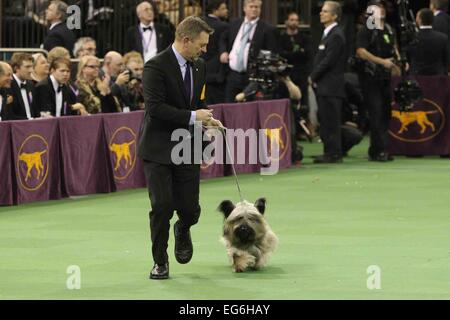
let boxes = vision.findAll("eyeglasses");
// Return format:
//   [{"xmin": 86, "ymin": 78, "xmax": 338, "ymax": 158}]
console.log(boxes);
[{"xmin": 85, "ymin": 65, "xmax": 100, "ymax": 69}]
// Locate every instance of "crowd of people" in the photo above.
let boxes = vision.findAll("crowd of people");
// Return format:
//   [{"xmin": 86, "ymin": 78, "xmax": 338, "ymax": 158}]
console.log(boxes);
[{"xmin": 1, "ymin": 0, "xmax": 450, "ymax": 163}]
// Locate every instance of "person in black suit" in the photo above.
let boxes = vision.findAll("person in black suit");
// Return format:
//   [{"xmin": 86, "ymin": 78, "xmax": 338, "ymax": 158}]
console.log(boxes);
[
  {"xmin": 124, "ymin": 1, "xmax": 174, "ymax": 63},
  {"xmin": 43, "ymin": 1, "xmax": 77, "ymax": 55},
  {"xmin": 0, "ymin": 62, "xmax": 14, "ymax": 122},
  {"xmin": 219, "ymin": 0, "xmax": 278, "ymax": 103},
  {"xmin": 202, "ymin": 0, "xmax": 229, "ymax": 105},
  {"xmin": 7, "ymin": 53, "xmax": 39, "ymax": 120},
  {"xmin": 409, "ymin": 8, "xmax": 449, "ymax": 76},
  {"xmin": 430, "ymin": 0, "xmax": 450, "ymax": 72},
  {"xmin": 309, "ymin": 1, "xmax": 347, "ymax": 164},
  {"xmin": 138, "ymin": 17, "xmax": 219, "ymax": 280},
  {"xmin": 34, "ymin": 57, "xmax": 87, "ymax": 117}
]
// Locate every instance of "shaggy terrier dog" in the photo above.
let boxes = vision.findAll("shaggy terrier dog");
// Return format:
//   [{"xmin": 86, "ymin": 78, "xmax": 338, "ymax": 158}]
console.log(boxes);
[{"xmin": 218, "ymin": 198, "xmax": 278, "ymax": 273}]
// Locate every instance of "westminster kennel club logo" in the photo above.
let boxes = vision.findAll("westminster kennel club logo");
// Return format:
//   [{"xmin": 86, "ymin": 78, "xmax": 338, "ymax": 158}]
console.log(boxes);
[
  {"xmin": 109, "ymin": 127, "xmax": 137, "ymax": 180},
  {"xmin": 17, "ymin": 135, "xmax": 49, "ymax": 191},
  {"xmin": 263, "ymin": 113, "xmax": 289, "ymax": 161},
  {"xmin": 389, "ymin": 99, "xmax": 445, "ymax": 143}
]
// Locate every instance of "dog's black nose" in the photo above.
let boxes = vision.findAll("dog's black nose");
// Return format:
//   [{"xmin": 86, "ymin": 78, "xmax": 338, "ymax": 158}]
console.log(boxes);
[{"xmin": 235, "ymin": 224, "xmax": 254, "ymax": 242}]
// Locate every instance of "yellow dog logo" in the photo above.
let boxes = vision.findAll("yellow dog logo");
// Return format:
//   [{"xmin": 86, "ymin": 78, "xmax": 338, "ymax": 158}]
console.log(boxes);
[
  {"xmin": 392, "ymin": 110, "xmax": 438, "ymax": 134},
  {"xmin": 110, "ymin": 141, "xmax": 135, "ymax": 171},
  {"xmin": 18, "ymin": 150, "xmax": 47, "ymax": 182},
  {"xmin": 264, "ymin": 127, "xmax": 285, "ymax": 150}
]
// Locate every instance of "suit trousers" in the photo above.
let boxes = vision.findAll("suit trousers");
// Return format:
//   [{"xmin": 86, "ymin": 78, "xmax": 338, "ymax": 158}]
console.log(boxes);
[
  {"xmin": 225, "ymin": 71, "xmax": 249, "ymax": 103},
  {"xmin": 360, "ymin": 76, "xmax": 392, "ymax": 157},
  {"xmin": 143, "ymin": 161, "xmax": 201, "ymax": 265},
  {"xmin": 317, "ymin": 95, "xmax": 343, "ymax": 157}
]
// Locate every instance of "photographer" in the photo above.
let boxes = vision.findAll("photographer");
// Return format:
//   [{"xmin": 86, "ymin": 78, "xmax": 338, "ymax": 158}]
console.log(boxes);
[
  {"xmin": 356, "ymin": 0, "xmax": 401, "ymax": 162},
  {"xmin": 235, "ymin": 50, "xmax": 303, "ymax": 164},
  {"xmin": 117, "ymin": 51, "xmax": 145, "ymax": 112}
]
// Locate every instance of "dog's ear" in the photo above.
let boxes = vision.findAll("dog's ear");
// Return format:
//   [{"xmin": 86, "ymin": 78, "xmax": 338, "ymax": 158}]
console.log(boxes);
[
  {"xmin": 254, "ymin": 198, "xmax": 266, "ymax": 215},
  {"xmin": 218, "ymin": 200, "xmax": 235, "ymax": 219}
]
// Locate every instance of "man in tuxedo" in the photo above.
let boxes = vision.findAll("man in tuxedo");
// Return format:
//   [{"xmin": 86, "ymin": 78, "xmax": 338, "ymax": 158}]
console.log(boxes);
[
  {"xmin": 34, "ymin": 57, "xmax": 87, "ymax": 117},
  {"xmin": 310, "ymin": 1, "xmax": 347, "ymax": 164},
  {"xmin": 138, "ymin": 16, "xmax": 218, "ymax": 280},
  {"xmin": 202, "ymin": 0, "xmax": 229, "ymax": 105},
  {"xmin": 409, "ymin": 8, "xmax": 449, "ymax": 76},
  {"xmin": 0, "ymin": 62, "xmax": 13, "ymax": 122},
  {"xmin": 124, "ymin": 1, "xmax": 174, "ymax": 63},
  {"xmin": 219, "ymin": 0, "xmax": 278, "ymax": 103},
  {"xmin": 43, "ymin": 1, "xmax": 77, "ymax": 55},
  {"xmin": 430, "ymin": 0, "xmax": 450, "ymax": 72},
  {"xmin": 7, "ymin": 53, "xmax": 39, "ymax": 120}
]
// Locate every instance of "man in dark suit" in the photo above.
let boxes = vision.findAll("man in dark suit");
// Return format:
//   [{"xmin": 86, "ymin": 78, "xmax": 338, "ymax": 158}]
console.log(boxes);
[
  {"xmin": 7, "ymin": 53, "xmax": 39, "ymax": 120},
  {"xmin": 409, "ymin": 8, "xmax": 449, "ymax": 76},
  {"xmin": 124, "ymin": 1, "xmax": 173, "ymax": 63},
  {"xmin": 219, "ymin": 0, "xmax": 278, "ymax": 103},
  {"xmin": 34, "ymin": 57, "xmax": 87, "ymax": 117},
  {"xmin": 310, "ymin": 1, "xmax": 347, "ymax": 164},
  {"xmin": 202, "ymin": 0, "xmax": 229, "ymax": 105},
  {"xmin": 0, "ymin": 62, "xmax": 13, "ymax": 122},
  {"xmin": 430, "ymin": 0, "xmax": 450, "ymax": 72},
  {"xmin": 138, "ymin": 17, "xmax": 218, "ymax": 280},
  {"xmin": 43, "ymin": 1, "xmax": 77, "ymax": 55}
]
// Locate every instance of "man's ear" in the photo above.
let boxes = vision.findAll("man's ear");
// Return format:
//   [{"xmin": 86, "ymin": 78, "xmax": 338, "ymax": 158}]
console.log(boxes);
[
  {"xmin": 218, "ymin": 200, "xmax": 235, "ymax": 219},
  {"xmin": 254, "ymin": 198, "xmax": 266, "ymax": 215}
]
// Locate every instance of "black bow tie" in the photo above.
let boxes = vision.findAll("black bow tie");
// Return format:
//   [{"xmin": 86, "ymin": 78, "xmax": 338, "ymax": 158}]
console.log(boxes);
[
  {"xmin": 143, "ymin": 26, "xmax": 152, "ymax": 32},
  {"xmin": 57, "ymin": 85, "xmax": 63, "ymax": 93},
  {"xmin": 20, "ymin": 82, "xmax": 27, "ymax": 89}
]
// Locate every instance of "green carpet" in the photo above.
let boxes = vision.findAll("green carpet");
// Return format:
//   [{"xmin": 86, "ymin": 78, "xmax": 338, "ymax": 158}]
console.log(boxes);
[{"xmin": 1, "ymin": 138, "xmax": 450, "ymax": 300}]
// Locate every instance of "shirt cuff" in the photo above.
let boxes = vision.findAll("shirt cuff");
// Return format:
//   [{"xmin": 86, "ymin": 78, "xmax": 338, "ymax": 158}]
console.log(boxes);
[{"xmin": 189, "ymin": 111, "xmax": 196, "ymax": 125}]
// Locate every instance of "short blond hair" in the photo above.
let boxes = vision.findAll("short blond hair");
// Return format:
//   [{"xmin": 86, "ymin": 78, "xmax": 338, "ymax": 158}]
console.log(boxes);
[
  {"xmin": 77, "ymin": 55, "xmax": 100, "ymax": 81},
  {"xmin": 123, "ymin": 51, "xmax": 144, "ymax": 66},
  {"xmin": 48, "ymin": 46, "xmax": 71, "ymax": 64},
  {"xmin": 175, "ymin": 16, "xmax": 214, "ymax": 41}
]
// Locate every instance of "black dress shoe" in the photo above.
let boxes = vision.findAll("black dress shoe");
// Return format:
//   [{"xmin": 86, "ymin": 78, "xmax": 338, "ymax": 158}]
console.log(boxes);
[
  {"xmin": 174, "ymin": 221, "xmax": 193, "ymax": 264},
  {"xmin": 150, "ymin": 263, "xmax": 169, "ymax": 280},
  {"xmin": 369, "ymin": 152, "xmax": 394, "ymax": 162},
  {"xmin": 313, "ymin": 155, "xmax": 343, "ymax": 164}
]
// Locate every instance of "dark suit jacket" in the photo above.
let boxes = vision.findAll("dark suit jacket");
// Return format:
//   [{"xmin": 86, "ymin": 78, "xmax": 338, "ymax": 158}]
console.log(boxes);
[
  {"xmin": 409, "ymin": 29, "xmax": 449, "ymax": 76},
  {"xmin": 34, "ymin": 77, "xmax": 78, "ymax": 117},
  {"xmin": 433, "ymin": 11, "xmax": 450, "ymax": 72},
  {"xmin": 43, "ymin": 22, "xmax": 77, "ymax": 55},
  {"xmin": 0, "ymin": 90, "xmax": 12, "ymax": 121},
  {"xmin": 219, "ymin": 18, "xmax": 278, "ymax": 66},
  {"xmin": 202, "ymin": 15, "xmax": 228, "ymax": 84},
  {"xmin": 6, "ymin": 79, "xmax": 39, "ymax": 120},
  {"xmin": 138, "ymin": 47, "xmax": 207, "ymax": 164},
  {"xmin": 124, "ymin": 23, "xmax": 173, "ymax": 57},
  {"xmin": 310, "ymin": 25, "xmax": 347, "ymax": 98}
]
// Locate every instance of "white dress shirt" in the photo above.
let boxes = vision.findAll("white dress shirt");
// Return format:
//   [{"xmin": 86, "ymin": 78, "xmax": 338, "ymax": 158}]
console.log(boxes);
[
  {"xmin": 50, "ymin": 75, "xmax": 63, "ymax": 117},
  {"xmin": 141, "ymin": 22, "xmax": 158, "ymax": 63},
  {"xmin": 322, "ymin": 22, "xmax": 338, "ymax": 39},
  {"xmin": 13, "ymin": 74, "xmax": 32, "ymax": 119},
  {"xmin": 49, "ymin": 21, "xmax": 62, "ymax": 30},
  {"xmin": 229, "ymin": 18, "xmax": 259, "ymax": 72}
]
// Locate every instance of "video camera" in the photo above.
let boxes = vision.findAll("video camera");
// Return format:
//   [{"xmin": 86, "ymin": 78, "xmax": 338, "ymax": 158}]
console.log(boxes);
[
  {"xmin": 395, "ymin": 0, "xmax": 423, "ymax": 111},
  {"xmin": 243, "ymin": 50, "xmax": 293, "ymax": 100}
]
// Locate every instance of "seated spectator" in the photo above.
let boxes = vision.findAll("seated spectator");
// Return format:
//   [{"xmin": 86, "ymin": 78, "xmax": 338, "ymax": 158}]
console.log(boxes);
[
  {"xmin": 31, "ymin": 53, "xmax": 50, "ymax": 84},
  {"xmin": 115, "ymin": 51, "xmax": 145, "ymax": 111},
  {"xmin": 101, "ymin": 51, "xmax": 130, "ymax": 101},
  {"xmin": 76, "ymin": 55, "xmax": 121, "ymax": 114},
  {"xmin": 7, "ymin": 53, "xmax": 40, "ymax": 120},
  {"xmin": 0, "ymin": 62, "xmax": 14, "ymax": 122},
  {"xmin": 47, "ymin": 46, "xmax": 71, "ymax": 64},
  {"xmin": 34, "ymin": 57, "xmax": 87, "ymax": 117},
  {"xmin": 43, "ymin": 0, "xmax": 76, "ymax": 55},
  {"xmin": 73, "ymin": 37, "xmax": 97, "ymax": 59}
]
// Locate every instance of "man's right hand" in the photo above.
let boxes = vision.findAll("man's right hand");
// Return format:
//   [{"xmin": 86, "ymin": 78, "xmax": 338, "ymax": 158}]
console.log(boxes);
[
  {"xmin": 220, "ymin": 52, "xmax": 229, "ymax": 64},
  {"xmin": 196, "ymin": 109, "xmax": 213, "ymax": 122},
  {"xmin": 381, "ymin": 58, "xmax": 396, "ymax": 70}
]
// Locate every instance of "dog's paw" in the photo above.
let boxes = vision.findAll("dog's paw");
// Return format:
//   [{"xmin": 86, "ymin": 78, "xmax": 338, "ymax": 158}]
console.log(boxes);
[{"xmin": 233, "ymin": 266, "xmax": 245, "ymax": 273}]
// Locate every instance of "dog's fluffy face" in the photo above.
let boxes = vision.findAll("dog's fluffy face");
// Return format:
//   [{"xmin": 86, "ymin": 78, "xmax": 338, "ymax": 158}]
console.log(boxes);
[
  {"xmin": 218, "ymin": 198, "xmax": 278, "ymax": 272},
  {"xmin": 218, "ymin": 198, "xmax": 267, "ymax": 248}
]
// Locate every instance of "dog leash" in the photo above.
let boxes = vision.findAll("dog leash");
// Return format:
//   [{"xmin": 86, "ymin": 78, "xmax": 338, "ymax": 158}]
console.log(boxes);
[{"xmin": 202, "ymin": 124, "xmax": 245, "ymax": 202}]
